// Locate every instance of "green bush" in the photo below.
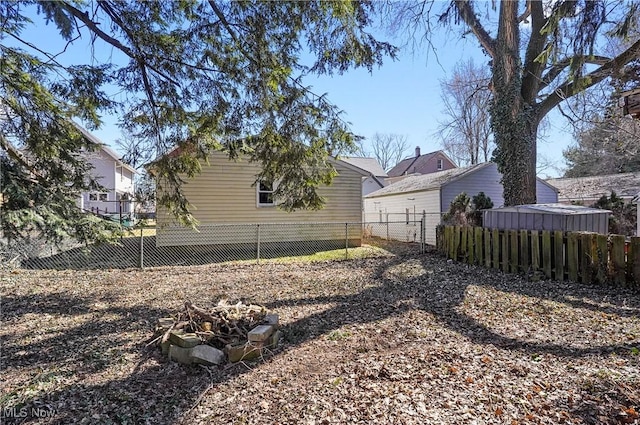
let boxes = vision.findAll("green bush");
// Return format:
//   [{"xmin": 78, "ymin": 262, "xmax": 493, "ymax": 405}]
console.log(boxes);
[
  {"xmin": 591, "ymin": 191, "xmax": 637, "ymax": 236},
  {"xmin": 442, "ymin": 192, "xmax": 493, "ymax": 226}
]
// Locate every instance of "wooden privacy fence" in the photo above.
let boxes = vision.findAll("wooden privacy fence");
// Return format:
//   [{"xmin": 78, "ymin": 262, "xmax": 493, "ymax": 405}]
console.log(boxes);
[{"xmin": 436, "ymin": 226, "xmax": 640, "ymax": 286}]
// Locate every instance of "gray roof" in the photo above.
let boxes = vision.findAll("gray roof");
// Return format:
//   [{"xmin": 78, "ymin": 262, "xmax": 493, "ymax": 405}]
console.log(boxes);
[
  {"xmin": 340, "ymin": 157, "xmax": 387, "ymax": 177},
  {"xmin": 365, "ymin": 162, "xmax": 491, "ymax": 198},
  {"xmin": 386, "ymin": 149, "xmax": 452, "ymax": 177},
  {"xmin": 487, "ymin": 203, "xmax": 610, "ymax": 215},
  {"xmin": 546, "ymin": 172, "xmax": 640, "ymax": 202}
]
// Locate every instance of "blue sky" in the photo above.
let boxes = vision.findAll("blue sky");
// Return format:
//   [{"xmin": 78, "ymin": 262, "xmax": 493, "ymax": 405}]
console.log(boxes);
[
  {"xmin": 20, "ymin": 6, "xmax": 575, "ymax": 178},
  {"xmin": 305, "ymin": 34, "xmax": 574, "ymax": 178}
]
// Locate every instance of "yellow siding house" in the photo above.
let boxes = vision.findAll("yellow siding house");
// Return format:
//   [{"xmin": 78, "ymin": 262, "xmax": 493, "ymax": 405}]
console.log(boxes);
[{"xmin": 155, "ymin": 152, "xmax": 368, "ymax": 247}]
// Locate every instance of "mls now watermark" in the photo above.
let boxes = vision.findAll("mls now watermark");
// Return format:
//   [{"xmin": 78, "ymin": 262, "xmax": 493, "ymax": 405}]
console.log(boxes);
[{"xmin": 2, "ymin": 406, "xmax": 57, "ymax": 419}]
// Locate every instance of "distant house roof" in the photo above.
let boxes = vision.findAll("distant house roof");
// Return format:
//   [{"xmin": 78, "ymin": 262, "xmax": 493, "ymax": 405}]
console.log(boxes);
[
  {"xmin": 339, "ymin": 157, "xmax": 387, "ymax": 177},
  {"xmin": 386, "ymin": 149, "xmax": 455, "ymax": 177},
  {"xmin": 74, "ymin": 124, "xmax": 137, "ymax": 174},
  {"xmin": 546, "ymin": 172, "xmax": 640, "ymax": 203},
  {"xmin": 366, "ymin": 162, "xmax": 491, "ymax": 198}
]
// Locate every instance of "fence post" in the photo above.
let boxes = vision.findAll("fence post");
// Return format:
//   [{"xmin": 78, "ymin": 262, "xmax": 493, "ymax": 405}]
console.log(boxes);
[
  {"xmin": 386, "ymin": 213, "xmax": 389, "ymax": 240},
  {"xmin": 421, "ymin": 211, "xmax": 426, "ymax": 253},
  {"xmin": 139, "ymin": 226, "xmax": 144, "ymax": 269},
  {"xmin": 345, "ymin": 223, "xmax": 349, "ymax": 259},
  {"xmin": 256, "ymin": 224, "xmax": 261, "ymax": 264}
]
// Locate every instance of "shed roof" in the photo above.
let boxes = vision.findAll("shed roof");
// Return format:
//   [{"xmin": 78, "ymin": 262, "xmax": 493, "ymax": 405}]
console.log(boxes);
[
  {"xmin": 339, "ymin": 157, "xmax": 387, "ymax": 177},
  {"xmin": 486, "ymin": 203, "xmax": 611, "ymax": 215},
  {"xmin": 365, "ymin": 162, "xmax": 490, "ymax": 198},
  {"xmin": 546, "ymin": 172, "xmax": 640, "ymax": 202}
]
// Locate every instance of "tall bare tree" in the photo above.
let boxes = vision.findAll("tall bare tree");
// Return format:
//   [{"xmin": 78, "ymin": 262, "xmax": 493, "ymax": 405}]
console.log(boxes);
[
  {"xmin": 388, "ymin": 1, "xmax": 640, "ymax": 205},
  {"xmin": 358, "ymin": 133, "xmax": 410, "ymax": 171},
  {"xmin": 438, "ymin": 59, "xmax": 493, "ymax": 166}
]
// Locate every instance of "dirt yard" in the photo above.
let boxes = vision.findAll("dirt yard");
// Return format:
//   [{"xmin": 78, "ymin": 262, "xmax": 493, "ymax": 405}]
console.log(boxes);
[{"xmin": 2, "ymin": 247, "xmax": 639, "ymax": 424}]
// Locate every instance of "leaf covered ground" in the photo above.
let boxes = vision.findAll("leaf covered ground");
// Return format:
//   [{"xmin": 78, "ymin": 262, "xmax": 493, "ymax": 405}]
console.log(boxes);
[{"xmin": 1, "ymin": 246, "xmax": 639, "ymax": 424}]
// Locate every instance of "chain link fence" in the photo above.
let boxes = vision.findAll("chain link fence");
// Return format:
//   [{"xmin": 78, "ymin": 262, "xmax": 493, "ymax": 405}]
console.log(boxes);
[{"xmin": 1, "ymin": 220, "xmax": 428, "ymax": 271}]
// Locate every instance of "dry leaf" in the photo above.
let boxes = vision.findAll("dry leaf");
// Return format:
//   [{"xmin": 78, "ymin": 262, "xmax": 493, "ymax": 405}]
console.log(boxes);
[{"xmin": 4, "ymin": 245, "xmax": 640, "ymax": 425}]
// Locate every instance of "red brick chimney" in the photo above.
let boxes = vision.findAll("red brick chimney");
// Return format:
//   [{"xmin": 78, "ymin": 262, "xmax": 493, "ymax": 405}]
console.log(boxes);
[{"xmin": 415, "ymin": 146, "xmax": 421, "ymax": 157}]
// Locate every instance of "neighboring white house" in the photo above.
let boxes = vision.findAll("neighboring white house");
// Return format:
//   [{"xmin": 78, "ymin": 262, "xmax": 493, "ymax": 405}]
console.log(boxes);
[
  {"xmin": 154, "ymin": 151, "xmax": 368, "ymax": 247},
  {"xmin": 339, "ymin": 157, "xmax": 388, "ymax": 196},
  {"xmin": 363, "ymin": 162, "xmax": 559, "ymax": 245},
  {"xmin": 75, "ymin": 126, "xmax": 136, "ymax": 218}
]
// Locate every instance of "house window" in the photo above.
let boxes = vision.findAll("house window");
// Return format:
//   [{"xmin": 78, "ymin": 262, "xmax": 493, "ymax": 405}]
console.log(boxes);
[
  {"xmin": 89, "ymin": 192, "xmax": 108, "ymax": 202},
  {"xmin": 437, "ymin": 159, "xmax": 444, "ymax": 170},
  {"xmin": 257, "ymin": 181, "xmax": 275, "ymax": 206}
]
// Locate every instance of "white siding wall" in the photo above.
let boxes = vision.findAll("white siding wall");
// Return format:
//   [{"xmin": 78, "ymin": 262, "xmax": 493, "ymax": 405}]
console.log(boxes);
[
  {"xmin": 441, "ymin": 163, "xmax": 505, "ymax": 210},
  {"xmin": 157, "ymin": 152, "xmax": 363, "ymax": 246},
  {"xmin": 115, "ymin": 166, "xmax": 135, "ymax": 194},
  {"xmin": 81, "ymin": 150, "xmax": 136, "ymax": 215},
  {"xmin": 91, "ymin": 150, "xmax": 117, "ymax": 191},
  {"xmin": 441, "ymin": 162, "xmax": 558, "ymax": 212},
  {"xmin": 83, "ymin": 150, "xmax": 117, "ymax": 213},
  {"xmin": 363, "ymin": 189, "xmax": 441, "ymax": 245},
  {"xmin": 362, "ymin": 177, "xmax": 384, "ymax": 196},
  {"xmin": 536, "ymin": 181, "xmax": 559, "ymax": 203}
]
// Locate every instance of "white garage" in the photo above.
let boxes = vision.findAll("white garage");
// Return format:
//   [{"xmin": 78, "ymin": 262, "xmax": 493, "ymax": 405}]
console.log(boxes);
[{"xmin": 363, "ymin": 162, "xmax": 559, "ymax": 245}]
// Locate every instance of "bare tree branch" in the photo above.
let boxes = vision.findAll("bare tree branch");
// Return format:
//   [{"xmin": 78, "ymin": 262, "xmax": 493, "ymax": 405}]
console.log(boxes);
[
  {"xmin": 538, "ymin": 56, "xmax": 611, "ymax": 94},
  {"xmin": 538, "ymin": 38, "xmax": 640, "ymax": 118},
  {"xmin": 453, "ymin": 1, "xmax": 496, "ymax": 58},
  {"xmin": 521, "ymin": 0, "xmax": 547, "ymax": 103}
]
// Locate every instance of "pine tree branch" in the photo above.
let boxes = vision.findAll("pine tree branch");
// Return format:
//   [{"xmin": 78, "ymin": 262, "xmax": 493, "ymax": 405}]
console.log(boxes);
[
  {"xmin": 59, "ymin": 1, "xmax": 180, "ymax": 86},
  {"xmin": 207, "ymin": 0, "xmax": 258, "ymax": 67},
  {"xmin": 0, "ymin": 134, "xmax": 43, "ymax": 184}
]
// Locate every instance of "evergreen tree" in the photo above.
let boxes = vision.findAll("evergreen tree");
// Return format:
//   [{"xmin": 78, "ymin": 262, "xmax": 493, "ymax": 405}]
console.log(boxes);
[{"xmin": 1, "ymin": 1, "xmax": 396, "ymax": 242}]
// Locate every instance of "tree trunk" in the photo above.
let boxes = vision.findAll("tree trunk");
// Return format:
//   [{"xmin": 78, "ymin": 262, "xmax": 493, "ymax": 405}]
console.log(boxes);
[{"xmin": 490, "ymin": 0, "xmax": 537, "ymax": 206}]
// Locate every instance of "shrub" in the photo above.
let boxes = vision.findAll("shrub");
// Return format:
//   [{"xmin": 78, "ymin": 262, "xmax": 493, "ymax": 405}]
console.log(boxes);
[
  {"xmin": 442, "ymin": 192, "xmax": 494, "ymax": 227},
  {"xmin": 470, "ymin": 192, "xmax": 494, "ymax": 226},
  {"xmin": 441, "ymin": 192, "xmax": 471, "ymax": 226},
  {"xmin": 591, "ymin": 191, "xmax": 637, "ymax": 235}
]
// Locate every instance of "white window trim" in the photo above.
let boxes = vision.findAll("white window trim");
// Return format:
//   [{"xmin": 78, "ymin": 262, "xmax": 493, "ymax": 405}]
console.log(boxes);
[
  {"xmin": 256, "ymin": 180, "xmax": 277, "ymax": 207},
  {"xmin": 437, "ymin": 159, "xmax": 444, "ymax": 170}
]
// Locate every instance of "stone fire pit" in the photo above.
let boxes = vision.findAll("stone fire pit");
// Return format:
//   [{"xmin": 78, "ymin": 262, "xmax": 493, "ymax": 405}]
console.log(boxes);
[{"xmin": 152, "ymin": 300, "xmax": 281, "ymax": 365}]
